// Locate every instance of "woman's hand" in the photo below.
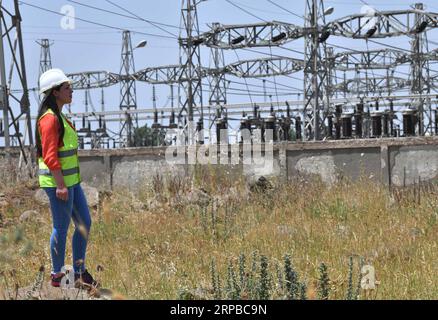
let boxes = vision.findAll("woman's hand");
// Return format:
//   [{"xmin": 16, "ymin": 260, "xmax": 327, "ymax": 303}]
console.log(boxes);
[
  {"xmin": 51, "ymin": 169, "xmax": 69, "ymax": 201},
  {"xmin": 56, "ymin": 186, "xmax": 69, "ymax": 201}
]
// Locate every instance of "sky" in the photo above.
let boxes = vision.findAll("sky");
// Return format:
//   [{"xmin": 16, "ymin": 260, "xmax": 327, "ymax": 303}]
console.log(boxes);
[{"xmin": 3, "ymin": 0, "xmax": 438, "ymax": 146}]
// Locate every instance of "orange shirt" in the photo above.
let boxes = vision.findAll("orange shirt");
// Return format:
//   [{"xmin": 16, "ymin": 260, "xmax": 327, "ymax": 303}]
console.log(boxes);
[{"xmin": 38, "ymin": 113, "xmax": 76, "ymax": 171}]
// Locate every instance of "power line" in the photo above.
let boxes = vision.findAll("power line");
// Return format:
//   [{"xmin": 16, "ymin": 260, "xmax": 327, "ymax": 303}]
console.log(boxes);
[
  {"xmin": 225, "ymin": 0, "xmax": 269, "ymax": 22},
  {"xmin": 103, "ymin": 0, "xmax": 178, "ymax": 38},
  {"xmin": 18, "ymin": 1, "xmax": 176, "ymax": 39},
  {"xmin": 266, "ymin": 0, "xmax": 305, "ymax": 21},
  {"xmin": 231, "ymin": 0, "xmax": 292, "ymax": 16},
  {"xmin": 68, "ymin": 0, "xmax": 181, "ymax": 35}
]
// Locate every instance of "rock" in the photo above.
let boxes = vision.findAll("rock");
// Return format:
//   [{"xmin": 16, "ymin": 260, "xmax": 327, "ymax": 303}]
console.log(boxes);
[
  {"xmin": 0, "ymin": 199, "xmax": 8, "ymax": 207},
  {"xmin": 186, "ymin": 187, "xmax": 211, "ymax": 207},
  {"xmin": 249, "ymin": 176, "xmax": 273, "ymax": 193},
  {"xmin": 19, "ymin": 210, "xmax": 42, "ymax": 223},
  {"xmin": 34, "ymin": 189, "xmax": 49, "ymax": 206}
]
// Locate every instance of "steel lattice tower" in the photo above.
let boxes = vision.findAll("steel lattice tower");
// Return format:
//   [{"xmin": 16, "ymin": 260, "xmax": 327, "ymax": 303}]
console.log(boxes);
[
  {"xmin": 410, "ymin": 2, "xmax": 431, "ymax": 135},
  {"xmin": 119, "ymin": 30, "xmax": 138, "ymax": 147},
  {"xmin": 37, "ymin": 39, "xmax": 53, "ymax": 76},
  {"xmin": 0, "ymin": 0, "xmax": 32, "ymax": 151},
  {"xmin": 303, "ymin": 0, "xmax": 330, "ymax": 141},
  {"xmin": 179, "ymin": 0, "xmax": 204, "ymax": 144}
]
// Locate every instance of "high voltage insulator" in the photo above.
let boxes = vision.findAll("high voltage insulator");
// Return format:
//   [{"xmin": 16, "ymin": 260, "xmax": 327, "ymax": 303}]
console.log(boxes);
[{"xmin": 197, "ymin": 21, "xmax": 303, "ymax": 49}]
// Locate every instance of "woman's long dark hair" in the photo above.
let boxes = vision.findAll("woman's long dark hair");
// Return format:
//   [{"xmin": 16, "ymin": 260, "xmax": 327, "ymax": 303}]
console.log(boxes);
[{"xmin": 35, "ymin": 84, "xmax": 65, "ymax": 158}]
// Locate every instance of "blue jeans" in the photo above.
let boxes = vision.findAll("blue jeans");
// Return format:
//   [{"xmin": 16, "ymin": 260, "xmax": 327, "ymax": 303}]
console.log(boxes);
[{"xmin": 44, "ymin": 183, "xmax": 92, "ymax": 275}]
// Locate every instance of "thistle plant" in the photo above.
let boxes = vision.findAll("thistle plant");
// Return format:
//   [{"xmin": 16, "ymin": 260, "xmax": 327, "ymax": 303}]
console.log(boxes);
[
  {"xmin": 346, "ymin": 256, "xmax": 354, "ymax": 300},
  {"xmin": 258, "ymin": 255, "xmax": 271, "ymax": 300},
  {"xmin": 284, "ymin": 255, "xmax": 299, "ymax": 300},
  {"xmin": 300, "ymin": 282, "xmax": 307, "ymax": 300},
  {"xmin": 210, "ymin": 259, "xmax": 221, "ymax": 299},
  {"xmin": 317, "ymin": 262, "xmax": 330, "ymax": 300},
  {"xmin": 238, "ymin": 253, "xmax": 246, "ymax": 293}
]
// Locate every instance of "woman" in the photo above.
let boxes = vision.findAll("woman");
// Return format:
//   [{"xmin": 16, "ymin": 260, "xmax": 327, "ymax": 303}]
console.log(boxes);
[{"xmin": 35, "ymin": 68, "xmax": 98, "ymax": 289}]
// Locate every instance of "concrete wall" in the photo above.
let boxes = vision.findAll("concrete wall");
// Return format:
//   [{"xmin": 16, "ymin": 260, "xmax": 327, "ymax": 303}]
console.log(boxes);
[{"xmin": 2, "ymin": 137, "xmax": 438, "ymax": 191}]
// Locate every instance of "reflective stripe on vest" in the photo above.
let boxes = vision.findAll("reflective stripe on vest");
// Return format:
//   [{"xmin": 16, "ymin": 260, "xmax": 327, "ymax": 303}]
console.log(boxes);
[
  {"xmin": 58, "ymin": 149, "xmax": 77, "ymax": 158},
  {"xmin": 39, "ymin": 167, "xmax": 80, "ymax": 177},
  {"xmin": 38, "ymin": 109, "xmax": 81, "ymax": 188}
]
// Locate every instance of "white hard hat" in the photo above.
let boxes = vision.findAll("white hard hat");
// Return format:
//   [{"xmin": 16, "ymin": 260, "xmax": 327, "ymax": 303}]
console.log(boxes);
[{"xmin": 39, "ymin": 68, "xmax": 72, "ymax": 95}]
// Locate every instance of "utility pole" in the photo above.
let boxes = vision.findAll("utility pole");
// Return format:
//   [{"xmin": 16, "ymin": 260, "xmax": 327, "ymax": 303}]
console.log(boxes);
[
  {"xmin": 179, "ymin": 0, "xmax": 204, "ymax": 145},
  {"xmin": 119, "ymin": 30, "xmax": 138, "ymax": 147}
]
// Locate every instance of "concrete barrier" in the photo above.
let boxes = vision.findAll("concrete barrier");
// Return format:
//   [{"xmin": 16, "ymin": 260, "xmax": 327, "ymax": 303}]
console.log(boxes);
[{"xmin": 2, "ymin": 136, "xmax": 438, "ymax": 192}]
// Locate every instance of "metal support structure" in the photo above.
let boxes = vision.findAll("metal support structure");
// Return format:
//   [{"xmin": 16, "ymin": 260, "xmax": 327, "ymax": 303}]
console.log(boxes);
[
  {"xmin": 410, "ymin": 3, "xmax": 431, "ymax": 135},
  {"xmin": 0, "ymin": 0, "xmax": 32, "ymax": 154},
  {"xmin": 119, "ymin": 30, "xmax": 137, "ymax": 147},
  {"xmin": 303, "ymin": 0, "xmax": 330, "ymax": 140},
  {"xmin": 197, "ymin": 21, "xmax": 303, "ymax": 49},
  {"xmin": 36, "ymin": 39, "xmax": 53, "ymax": 76},
  {"xmin": 179, "ymin": 0, "xmax": 204, "ymax": 144},
  {"xmin": 36, "ymin": 39, "xmax": 53, "ymax": 104},
  {"xmin": 208, "ymin": 22, "xmax": 227, "ymax": 138}
]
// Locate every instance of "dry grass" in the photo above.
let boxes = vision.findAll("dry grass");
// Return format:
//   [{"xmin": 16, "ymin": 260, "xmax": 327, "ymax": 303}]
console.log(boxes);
[{"xmin": 0, "ymin": 169, "xmax": 437, "ymax": 299}]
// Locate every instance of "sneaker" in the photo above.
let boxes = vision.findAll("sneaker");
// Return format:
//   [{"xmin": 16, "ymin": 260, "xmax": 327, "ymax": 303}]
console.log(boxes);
[
  {"xmin": 50, "ymin": 273, "xmax": 66, "ymax": 288},
  {"xmin": 74, "ymin": 269, "xmax": 100, "ymax": 290}
]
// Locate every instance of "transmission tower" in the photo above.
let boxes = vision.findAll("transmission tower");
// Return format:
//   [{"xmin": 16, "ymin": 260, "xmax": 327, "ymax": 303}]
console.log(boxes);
[
  {"xmin": 179, "ymin": 0, "xmax": 204, "ymax": 144},
  {"xmin": 303, "ymin": 0, "xmax": 331, "ymax": 141},
  {"xmin": 36, "ymin": 39, "xmax": 53, "ymax": 104},
  {"xmin": 0, "ymin": 0, "xmax": 32, "ymax": 155},
  {"xmin": 119, "ymin": 30, "xmax": 138, "ymax": 147},
  {"xmin": 410, "ymin": 2, "xmax": 431, "ymax": 135},
  {"xmin": 37, "ymin": 39, "xmax": 53, "ymax": 75}
]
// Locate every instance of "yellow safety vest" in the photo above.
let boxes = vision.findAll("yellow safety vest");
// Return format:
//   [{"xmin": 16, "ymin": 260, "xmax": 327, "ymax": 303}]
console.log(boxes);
[{"xmin": 38, "ymin": 109, "xmax": 81, "ymax": 188}]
